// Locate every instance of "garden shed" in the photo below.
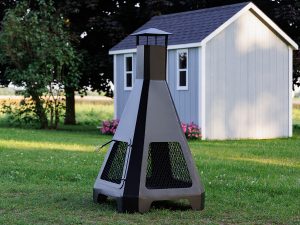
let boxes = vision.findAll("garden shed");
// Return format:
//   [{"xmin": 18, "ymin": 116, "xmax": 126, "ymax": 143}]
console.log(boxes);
[{"xmin": 109, "ymin": 2, "xmax": 298, "ymax": 140}]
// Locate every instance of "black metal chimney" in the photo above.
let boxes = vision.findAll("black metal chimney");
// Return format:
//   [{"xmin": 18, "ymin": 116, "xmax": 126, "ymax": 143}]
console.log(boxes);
[{"xmin": 93, "ymin": 28, "xmax": 205, "ymax": 213}]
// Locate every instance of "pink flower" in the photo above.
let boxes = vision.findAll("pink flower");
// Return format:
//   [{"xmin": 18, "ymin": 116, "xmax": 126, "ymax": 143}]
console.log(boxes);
[
  {"xmin": 100, "ymin": 119, "xmax": 119, "ymax": 135},
  {"xmin": 181, "ymin": 122, "xmax": 201, "ymax": 140}
]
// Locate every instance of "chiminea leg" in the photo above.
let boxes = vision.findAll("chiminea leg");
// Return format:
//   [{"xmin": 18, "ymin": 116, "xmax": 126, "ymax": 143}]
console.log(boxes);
[
  {"xmin": 116, "ymin": 197, "xmax": 152, "ymax": 213},
  {"xmin": 187, "ymin": 193, "xmax": 205, "ymax": 210},
  {"xmin": 139, "ymin": 199, "xmax": 152, "ymax": 213},
  {"xmin": 116, "ymin": 197, "xmax": 140, "ymax": 213},
  {"xmin": 93, "ymin": 189, "xmax": 107, "ymax": 203}
]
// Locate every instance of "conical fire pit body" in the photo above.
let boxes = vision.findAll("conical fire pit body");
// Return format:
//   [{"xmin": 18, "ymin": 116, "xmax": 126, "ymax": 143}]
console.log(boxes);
[{"xmin": 93, "ymin": 28, "xmax": 205, "ymax": 213}]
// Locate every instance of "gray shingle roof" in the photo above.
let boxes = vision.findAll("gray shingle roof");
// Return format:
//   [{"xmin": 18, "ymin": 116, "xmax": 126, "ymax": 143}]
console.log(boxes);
[{"xmin": 110, "ymin": 2, "xmax": 250, "ymax": 51}]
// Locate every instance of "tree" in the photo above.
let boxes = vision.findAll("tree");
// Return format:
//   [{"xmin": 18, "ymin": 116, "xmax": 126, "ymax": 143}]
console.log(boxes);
[
  {"xmin": 53, "ymin": 0, "xmax": 119, "ymax": 124},
  {"xmin": 0, "ymin": 0, "xmax": 80, "ymax": 128},
  {"xmin": 0, "ymin": 0, "xmax": 16, "ymax": 86}
]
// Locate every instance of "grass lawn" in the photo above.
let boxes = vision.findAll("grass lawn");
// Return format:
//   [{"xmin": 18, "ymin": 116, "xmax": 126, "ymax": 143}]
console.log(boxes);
[
  {"xmin": 0, "ymin": 125, "xmax": 299, "ymax": 224},
  {"xmin": 293, "ymin": 108, "xmax": 300, "ymax": 125},
  {"xmin": 75, "ymin": 101, "xmax": 113, "ymax": 126}
]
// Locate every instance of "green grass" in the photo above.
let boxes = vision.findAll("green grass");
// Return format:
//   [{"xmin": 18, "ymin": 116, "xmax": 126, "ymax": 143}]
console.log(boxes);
[
  {"xmin": 0, "ymin": 126, "xmax": 299, "ymax": 224},
  {"xmin": 75, "ymin": 102, "xmax": 113, "ymax": 126},
  {"xmin": 0, "ymin": 102, "xmax": 300, "ymax": 224},
  {"xmin": 293, "ymin": 108, "xmax": 300, "ymax": 125}
]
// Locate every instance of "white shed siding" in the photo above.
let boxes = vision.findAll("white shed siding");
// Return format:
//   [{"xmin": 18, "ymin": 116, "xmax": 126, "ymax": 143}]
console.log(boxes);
[{"xmin": 205, "ymin": 10, "xmax": 290, "ymax": 139}]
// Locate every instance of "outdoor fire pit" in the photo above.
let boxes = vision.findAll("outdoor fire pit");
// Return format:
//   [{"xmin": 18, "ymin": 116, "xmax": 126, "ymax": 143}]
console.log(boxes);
[{"xmin": 93, "ymin": 28, "xmax": 205, "ymax": 213}]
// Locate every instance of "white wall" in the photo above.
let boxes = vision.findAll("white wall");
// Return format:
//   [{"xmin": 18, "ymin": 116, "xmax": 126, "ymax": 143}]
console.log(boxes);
[{"xmin": 205, "ymin": 10, "xmax": 290, "ymax": 139}]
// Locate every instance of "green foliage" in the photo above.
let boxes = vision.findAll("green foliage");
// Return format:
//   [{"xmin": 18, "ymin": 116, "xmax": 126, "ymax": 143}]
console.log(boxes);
[
  {"xmin": 0, "ymin": 98, "xmax": 40, "ymax": 127},
  {"xmin": 44, "ymin": 86, "xmax": 66, "ymax": 129},
  {"xmin": 0, "ymin": 0, "xmax": 81, "ymax": 128},
  {"xmin": 0, "ymin": 96, "xmax": 67, "ymax": 128},
  {"xmin": 0, "ymin": 97, "xmax": 114, "ymax": 128}
]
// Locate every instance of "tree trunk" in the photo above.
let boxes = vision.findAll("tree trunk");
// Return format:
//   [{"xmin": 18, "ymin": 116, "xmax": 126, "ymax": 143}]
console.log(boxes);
[
  {"xmin": 64, "ymin": 87, "xmax": 76, "ymax": 125},
  {"xmin": 31, "ymin": 92, "xmax": 48, "ymax": 129}
]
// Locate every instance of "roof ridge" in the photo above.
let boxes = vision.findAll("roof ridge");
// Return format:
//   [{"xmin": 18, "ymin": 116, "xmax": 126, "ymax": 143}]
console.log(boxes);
[
  {"xmin": 152, "ymin": 2, "xmax": 250, "ymax": 19},
  {"xmin": 109, "ymin": 1, "xmax": 256, "ymax": 52}
]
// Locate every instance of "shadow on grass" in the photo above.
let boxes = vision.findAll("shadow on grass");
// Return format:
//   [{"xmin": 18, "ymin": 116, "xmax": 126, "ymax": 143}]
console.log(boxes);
[{"xmin": 95, "ymin": 199, "xmax": 192, "ymax": 212}]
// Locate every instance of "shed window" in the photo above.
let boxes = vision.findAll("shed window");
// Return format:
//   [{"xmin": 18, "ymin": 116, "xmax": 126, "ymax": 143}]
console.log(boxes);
[
  {"xmin": 124, "ymin": 54, "xmax": 133, "ymax": 90},
  {"xmin": 177, "ymin": 50, "xmax": 188, "ymax": 90}
]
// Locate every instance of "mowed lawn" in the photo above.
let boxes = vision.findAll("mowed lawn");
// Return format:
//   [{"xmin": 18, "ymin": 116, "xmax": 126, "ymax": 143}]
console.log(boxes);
[
  {"xmin": 294, "ymin": 108, "xmax": 300, "ymax": 125},
  {"xmin": 0, "ymin": 103, "xmax": 300, "ymax": 224}
]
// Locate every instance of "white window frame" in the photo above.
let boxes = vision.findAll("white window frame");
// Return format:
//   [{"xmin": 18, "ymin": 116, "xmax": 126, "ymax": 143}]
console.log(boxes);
[
  {"xmin": 176, "ymin": 49, "xmax": 188, "ymax": 90},
  {"xmin": 124, "ymin": 54, "xmax": 134, "ymax": 91}
]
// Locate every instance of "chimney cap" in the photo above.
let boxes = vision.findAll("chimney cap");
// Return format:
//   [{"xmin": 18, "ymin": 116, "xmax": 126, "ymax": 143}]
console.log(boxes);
[
  {"xmin": 131, "ymin": 28, "xmax": 172, "ymax": 46},
  {"xmin": 131, "ymin": 28, "xmax": 172, "ymax": 36}
]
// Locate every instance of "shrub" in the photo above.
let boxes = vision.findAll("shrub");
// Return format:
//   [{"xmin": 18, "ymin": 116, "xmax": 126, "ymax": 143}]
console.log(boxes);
[
  {"xmin": 0, "ymin": 97, "xmax": 66, "ymax": 128},
  {"xmin": 100, "ymin": 119, "xmax": 119, "ymax": 135},
  {"xmin": 100, "ymin": 119, "xmax": 201, "ymax": 139},
  {"xmin": 181, "ymin": 122, "xmax": 202, "ymax": 139},
  {"xmin": 0, "ymin": 98, "xmax": 40, "ymax": 127}
]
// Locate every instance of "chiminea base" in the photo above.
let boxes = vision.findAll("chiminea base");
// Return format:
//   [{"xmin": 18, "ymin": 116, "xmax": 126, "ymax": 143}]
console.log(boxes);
[{"xmin": 93, "ymin": 188, "xmax": 205, "ymax": 213}]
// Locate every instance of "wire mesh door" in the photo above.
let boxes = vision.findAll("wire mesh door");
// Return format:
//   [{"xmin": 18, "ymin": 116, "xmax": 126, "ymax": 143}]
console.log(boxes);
[
  {"xmin": 146, "ymin": 142, "xmax": 192, "ymax": 189},
  {"xmin": 100, "ymin": 141, "xmax": 129, "ymax": 184}
]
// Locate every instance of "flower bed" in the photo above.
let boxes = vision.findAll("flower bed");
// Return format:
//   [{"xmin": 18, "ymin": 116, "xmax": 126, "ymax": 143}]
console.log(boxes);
[
  {"xmin": 181, "ymin": 122, "xmax": 202, "ymax": 139},
  {"xmin": 100, "ymin": 119, "xmax": 119, "ymax": 135},
  {"xmin": 100, "ymin": 119, "xmax": 201, "ymax": 140}
]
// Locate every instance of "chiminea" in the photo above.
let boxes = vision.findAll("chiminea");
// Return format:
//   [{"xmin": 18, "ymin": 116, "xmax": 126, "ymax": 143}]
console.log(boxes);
[{"xmin": 93, "ymin": 28, "xmax": 205, "ymax": 213}]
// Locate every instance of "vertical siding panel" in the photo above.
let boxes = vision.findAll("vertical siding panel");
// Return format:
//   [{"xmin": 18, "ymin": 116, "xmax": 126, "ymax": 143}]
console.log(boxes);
[
  {"xmin": 192, "ymin": 49, "xmax": 198, "ymax": 124},
  {"xmin": 277, "ymin": 44, "xmax": 284, "ymax": 136},
  {"xmin": 235, "ymin": 20, "xmax": 242, "ymax": 138},
  {"xmin": 248, "ymin": 14, "xmax": 256, "ymax": 139},
  {"xmin": 168, "ymin": 50, "xmax": 175, "ymax": 107},
  {"xmin": 190, "ymin": 50, "xmax": 195, "ymax": 124},
  {"xmin": 192, "ymin": 49, "xmax": 196, "ymax": 124},
  {"xmin": 239, "ymin": 15, "xmax": 248, "ymax": 138},
  {"xmin": 205, "ymin": 45, "xmax": 211, "ymax": 138},
  {"xmin": 213, "ymin": 31, "xmax": 226, "ymax": 139},
  {"xmin": 227, "ymin": 22, "xmax": 235, "ymax": 138},
  {"xmin": 255, "ymin": 20, "xmax": 262, "ymax": 138},
  {"xmin": 264, "ymin": 30, "xmax": 270, "ymax": 138},
  {"xmin": 224, "ymin": 22, "xmax": 230, "ymax": 138},
  {"xmin": 168, "ymin": 50, "xmax": 174, "ymax": 96},
  {"xmin": 283, "ymin": 47, "xmax": 289, "ymax": 136},
  {"xmin": 116, "ymin": 54, "xmax": 123, "ymax": 118},
  {"xmin": 276, "ymin": 44, "xmax": 281, "ymax": 135},
  {"xmin": 210, "ymin": 40, "xmax": 215, "ymax": 138},
  {"xmin": 270, "ymin": 34, "xmax": 277, "ymax": 136},
  {"xmin": 198, "ymin": 47, "xmax": 202, "ymax": 127},
  {"xmin": 208, "ymin": 43, "xmax": 213, "ymax": 137}
]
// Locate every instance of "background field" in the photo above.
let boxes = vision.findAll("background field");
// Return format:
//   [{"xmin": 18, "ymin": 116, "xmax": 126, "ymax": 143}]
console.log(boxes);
[
  {"xmin": 0, "ymin": 97, "xmax": 300, "ymax": 224},
  {"xmin": 294, "ymin": 108, "xmax": 300, "ymax": 125}
]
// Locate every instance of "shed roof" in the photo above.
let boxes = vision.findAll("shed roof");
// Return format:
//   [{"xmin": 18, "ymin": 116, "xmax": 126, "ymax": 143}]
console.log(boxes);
[
  {"xmin": 110, "ymin": 2, "xmax": 298, "ymax": 53},
  {"xmin": 110, "ymin": 2, "xmax": 249, "ymax": 51}
]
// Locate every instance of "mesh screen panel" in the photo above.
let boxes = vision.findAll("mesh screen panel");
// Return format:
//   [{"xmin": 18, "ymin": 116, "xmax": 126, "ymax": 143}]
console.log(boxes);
[
  {"xmin": 146, "ymin": 142, "xmax": 192, "ymax": 189},
  {"xmin": 101, "ymin": 141, "xmax": 128, "ymax": 184}
]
